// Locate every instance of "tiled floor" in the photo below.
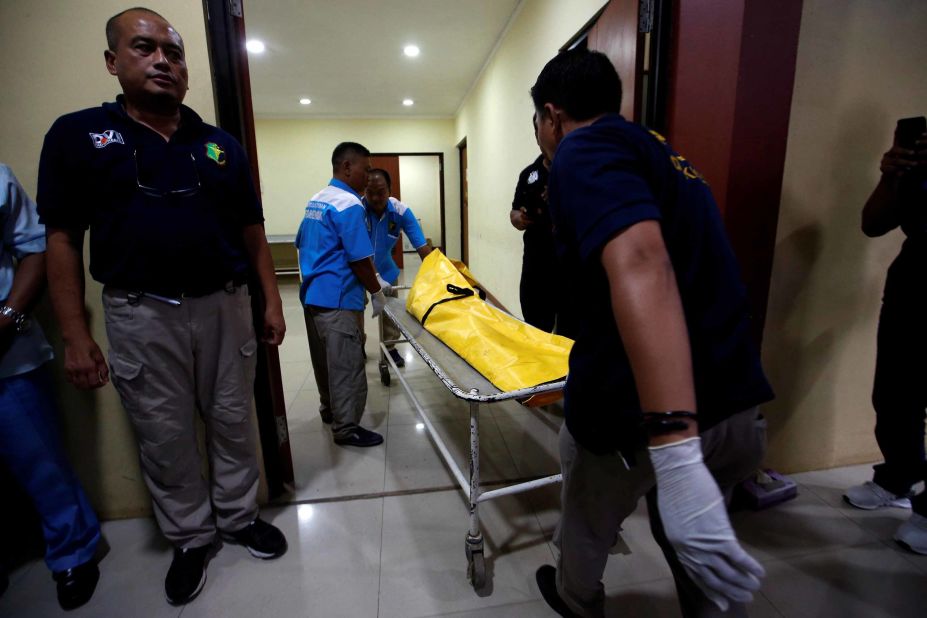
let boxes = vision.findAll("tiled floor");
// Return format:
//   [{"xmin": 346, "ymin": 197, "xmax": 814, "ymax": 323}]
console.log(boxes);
[{"xmin": 3, "ymin": 265, "xmax": 926, "ymax": 617}]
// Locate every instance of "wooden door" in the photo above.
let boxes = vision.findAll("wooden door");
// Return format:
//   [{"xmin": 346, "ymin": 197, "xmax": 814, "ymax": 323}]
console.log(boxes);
[
  {"xmin": 369, "ymin": 155, "xmax": 404, "ymax": 268},
  {"xmin": 587, "ymin": 0, "xmax": 645, "ymax": 122},
  {"xmin": 458, "ymin": 140, "xmax": 469, "ymax": 265}
]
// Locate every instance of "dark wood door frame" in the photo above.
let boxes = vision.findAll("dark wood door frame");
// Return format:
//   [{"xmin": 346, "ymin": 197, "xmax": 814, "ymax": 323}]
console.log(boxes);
[
  {"xmin": 369, "ymin": 152, "xmax": 447, "ymax": 253},
  {"xmin": 457, "ymin": 138, "xmax": 468, "ymax": 265},
  {"xmin": 202, "ymin": 0, "xmax": 293, "ymax": 497}
]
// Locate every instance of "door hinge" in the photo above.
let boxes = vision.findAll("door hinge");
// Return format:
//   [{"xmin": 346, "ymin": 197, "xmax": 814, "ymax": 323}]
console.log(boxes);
[{"xmin": 229, "ymin": 0, "xmax": 243, "ymax": 18}]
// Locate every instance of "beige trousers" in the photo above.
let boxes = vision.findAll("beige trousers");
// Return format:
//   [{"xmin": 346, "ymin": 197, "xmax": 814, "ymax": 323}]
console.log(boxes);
[
  {"xmin": 303, "ymin": 306, "xmax": 367, "ymax": 438},
  {"xmin": 555, "ymin": 407, "xmax": 767, "ymax": 617},
  {"xmin": 103, "ymin": 285, "xmax": 260, "ymax": 548}
]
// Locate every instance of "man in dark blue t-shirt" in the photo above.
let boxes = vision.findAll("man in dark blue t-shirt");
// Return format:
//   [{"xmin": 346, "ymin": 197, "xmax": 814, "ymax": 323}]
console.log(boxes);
[
  {"xmin": 37, "ymin": 8, "xmax": 286, "ymax": 606},
  {"xmin": 529, "ymin": 50, "xmax": 774, "ymax": 617}
]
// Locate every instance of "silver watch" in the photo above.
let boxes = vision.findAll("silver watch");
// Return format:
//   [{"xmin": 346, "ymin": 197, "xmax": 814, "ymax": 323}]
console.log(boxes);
[{"xmin": 0, "ymin": 305, "xmax": 31, "ymax": 333}]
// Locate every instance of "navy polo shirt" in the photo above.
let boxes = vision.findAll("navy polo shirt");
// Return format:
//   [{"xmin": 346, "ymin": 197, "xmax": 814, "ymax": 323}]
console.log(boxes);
[
  {"xmin": 548, "ymin": 114, "xmax": 774, "ymax": 456},
  {"xmin": 37, "ymin": 96, "xmax": 263, "ymax": 297}
]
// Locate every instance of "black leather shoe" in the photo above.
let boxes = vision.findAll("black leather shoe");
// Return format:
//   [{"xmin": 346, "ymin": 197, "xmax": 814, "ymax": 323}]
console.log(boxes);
[
  {"xmin": 53, "ymin": 561, "xmax": 100, "ymax": 611},
  {"xmin": 388, "ymin": 349, "xmax": 406, "ymax": 368},
  {"xmin": 536, "ymin": 565, "xmax": 579, "ymax": 617},
  {"xmin": 222, "ymin": 518, "xmax": 287, "ymax": 559},
  {"xmin": 165, "ymin": 545, "xmax": 210, "ymax": 605},
  {"xmin": 334, "ymin": 425, "xmax": 384, "ymax": 447}
]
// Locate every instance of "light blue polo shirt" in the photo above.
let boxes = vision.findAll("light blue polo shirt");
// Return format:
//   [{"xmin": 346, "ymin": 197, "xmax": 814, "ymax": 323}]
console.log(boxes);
[
  {"xmin": 296, "ymin": 179, "xmax": 374, "ymax": 310},
  {"xmin": 364, "ymin": 197, "xmax": 427, "ymax": 284},
  {"xmin": 1, "ymin": 164, "xmax": 54, "ymax": 379}
]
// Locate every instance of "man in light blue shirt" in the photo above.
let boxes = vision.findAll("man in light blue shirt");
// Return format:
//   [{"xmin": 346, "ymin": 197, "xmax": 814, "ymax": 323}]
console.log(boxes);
[
  {"xmin": 296, "ymin": 142, "xmax": 388, "ymax": 447},
  {"xmin": 0, "ymin": 163, "xmax": 101, "ymax": 610},
  {"xmin": 364, "ymin": 169, "xmax": 432, "ymax": 367}
]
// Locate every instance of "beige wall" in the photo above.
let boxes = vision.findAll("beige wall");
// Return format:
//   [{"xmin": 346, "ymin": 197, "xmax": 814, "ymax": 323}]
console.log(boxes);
[
  {"xmin": 0, "ymin": 1, "xmax": 216, "ymax": 518},
  {"xmin": 762, "ymin": 0, "xmax": 927, "ymax": 472},
  {"xmin": 254, "ymin": 118, "xmax": 460, "ymax": 253},
  {"xmin": 398, "ymin": 156, "xmax": 442, "ymax": 246},
  {"xmin": 455, "ymin": 0, "xmax": 607, "ymax": 315}
]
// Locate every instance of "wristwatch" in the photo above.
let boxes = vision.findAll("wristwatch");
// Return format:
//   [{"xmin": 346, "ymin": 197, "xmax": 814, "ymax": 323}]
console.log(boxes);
[{"xmin": 0, "ymin": 305, "xmax": 31, "ymax": 333}]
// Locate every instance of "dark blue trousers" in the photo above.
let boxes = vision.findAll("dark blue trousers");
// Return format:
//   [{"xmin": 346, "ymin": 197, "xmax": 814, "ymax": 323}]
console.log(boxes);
[
  {"xmin": 0, "ymin": 365, "xmax": 100, "ymax": 572},
  {"xmin": 871, "ymin": 299, "xmax": 927, "ymax": 515}
]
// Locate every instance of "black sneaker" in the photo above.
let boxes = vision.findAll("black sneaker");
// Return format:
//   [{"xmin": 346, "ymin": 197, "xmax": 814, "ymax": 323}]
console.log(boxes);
[
  {"xmin": 334, "ymin": 425, "xmax": 384, "ymax": 447},
  {"xmin": 536, "ymin": 565, "xmax": 579, "ymax": 617},
  {"xmin": 388, "ymin": 349, "xmax": 406, "ymax": 368},
  {"xmin": 222, "ymin": 518, "xmax": 287, "ymax": 559},
  {"xmin": 53, "ymin": 561, "xmax": 100, "ymax": 610},
  {"xmin": 165, "ymin": 545, "xmax": 210, "ymax": 606}
]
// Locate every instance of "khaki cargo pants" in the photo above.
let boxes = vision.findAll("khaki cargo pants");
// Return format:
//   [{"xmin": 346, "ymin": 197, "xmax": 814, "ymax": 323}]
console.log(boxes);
[{"xmin": 103, "ymin": 285, "xmax": 260, "ymax": 549}]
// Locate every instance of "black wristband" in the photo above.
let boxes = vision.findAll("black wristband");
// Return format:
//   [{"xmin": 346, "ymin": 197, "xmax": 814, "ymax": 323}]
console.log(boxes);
[{"xmin": 640, "ymin": 411, "xmax": 698, "ymax": 436}]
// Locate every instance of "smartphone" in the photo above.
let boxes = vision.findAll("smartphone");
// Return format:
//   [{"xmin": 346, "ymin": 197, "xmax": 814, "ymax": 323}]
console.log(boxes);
[{"xmin": 896, "ymin": 116, "xmax": 926, "ymax": 149}]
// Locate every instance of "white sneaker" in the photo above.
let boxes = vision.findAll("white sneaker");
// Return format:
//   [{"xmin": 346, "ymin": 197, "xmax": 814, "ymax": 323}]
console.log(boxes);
[
  {"xmin": 895, "ymin": 512, "xmax": 927, "ymax": 555},
  {"xmin": 843, "ymin": 481, "xmax": 912, "ymax": 510}
]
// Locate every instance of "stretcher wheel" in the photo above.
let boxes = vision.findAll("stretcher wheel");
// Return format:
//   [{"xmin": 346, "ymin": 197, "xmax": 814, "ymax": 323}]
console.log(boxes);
[
  {"xmin": 467, "ymin": 551, "xmax": 486, "ymax": 589},
  {"xmin": 379, "ymin": 363, "xmax": 390, "ymax": 386}
]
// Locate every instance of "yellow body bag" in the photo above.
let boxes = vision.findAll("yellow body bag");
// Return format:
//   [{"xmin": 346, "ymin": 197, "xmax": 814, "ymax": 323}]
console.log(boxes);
[{"xmin": 405, "ymin": 250, "xmax": 573, "ymax": 403}]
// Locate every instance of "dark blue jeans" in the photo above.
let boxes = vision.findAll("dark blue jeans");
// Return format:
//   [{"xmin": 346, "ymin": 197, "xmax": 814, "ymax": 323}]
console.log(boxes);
[
  {"xmin": 0, "ymin": 365, "xmax": 100, "ymax": 572},
  {"xmin": 871, "ymin": 299, "xmax": 927, "ymax": 515}
]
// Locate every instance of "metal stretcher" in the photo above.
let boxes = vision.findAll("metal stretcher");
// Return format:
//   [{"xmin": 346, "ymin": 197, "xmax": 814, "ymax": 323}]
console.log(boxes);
[{"xmin": 378, "ymin": 294, "xmax": 565, "ymax": 590}]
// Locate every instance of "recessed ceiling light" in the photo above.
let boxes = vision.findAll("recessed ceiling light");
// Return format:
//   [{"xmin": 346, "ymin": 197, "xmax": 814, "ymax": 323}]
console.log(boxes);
[
  {"xmin": 403, "ymin": 44, "xmax": 420, "ymax": 57},
  {"xmin": 299, "ymin": 98, "xmax": 311, "ymax": 105},
  {"xmin": 402, "ymin": 99, "xmax": 414, "ymax": 106},
  {"xmin": 246, "ymin": 39, "xmax": 265, "ymax": 54}
]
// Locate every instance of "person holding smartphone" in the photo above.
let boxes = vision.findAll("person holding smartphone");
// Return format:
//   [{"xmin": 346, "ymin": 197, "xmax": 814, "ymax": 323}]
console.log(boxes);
[{"xmin": 845, "ymin": 116, "xmax": 927, "ymax": 555}]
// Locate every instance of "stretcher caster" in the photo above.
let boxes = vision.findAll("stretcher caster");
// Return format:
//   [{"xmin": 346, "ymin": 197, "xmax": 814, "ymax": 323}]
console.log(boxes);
[
  {"xmin": 465, "ymin": 534, "xmax": 486, "ymax": 589},
  {"xmin": 379, "ymin": 362, "xmax": 390, "ymax": 386}
]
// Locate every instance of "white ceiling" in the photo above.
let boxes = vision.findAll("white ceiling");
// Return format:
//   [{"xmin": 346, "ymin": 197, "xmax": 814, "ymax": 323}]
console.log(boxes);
[{"xmin": 243, "ymin": 0, "xmax": 522, "ymax": 118}]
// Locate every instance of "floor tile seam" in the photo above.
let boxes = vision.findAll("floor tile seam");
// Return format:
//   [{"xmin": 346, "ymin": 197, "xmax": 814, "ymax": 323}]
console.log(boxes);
[
  {"xmin": 490, "ymin": 401, "xmax": 530, "ymax": 480},
  {"xmin": 271, "ymin": 474, "xmax": 565, "ymax": 508},
  {"xmin": 877, "ymin": 538, "xmax": 927, "ymax": 573},
  {"xmin": 777, "ymin": 480, "xmax": 888, "ymax": 542},
  {"xmin": 421, "ymin": 598, "xmax": 545, "ymax": 617},
  {"xmin": 748, "ymin": 538, "xmax": 899, "ymax": 567},
  {"xmin": 757, "ymin": 588, "xmax": 787, "ymax": 618},
  {"xmin": 375, "ymin": 497, "xmax": 387, "ymax": 618}
]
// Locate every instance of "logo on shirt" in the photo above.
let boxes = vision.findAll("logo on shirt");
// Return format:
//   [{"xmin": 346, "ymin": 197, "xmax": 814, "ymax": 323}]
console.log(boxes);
[
  {"xmin": 205, "ymin": 142, "xmax": 226, "ymax": 166},
  {"xmin": 89, "ymin": 129, "xmax": 124, "ymax": 149},
  {"xmin": 527, "ymin": 170, "xmax": 539, "ymax": 184},
  {"xmin": 648, "ymin": 130, "xmax": 708, "ymax": 185}
]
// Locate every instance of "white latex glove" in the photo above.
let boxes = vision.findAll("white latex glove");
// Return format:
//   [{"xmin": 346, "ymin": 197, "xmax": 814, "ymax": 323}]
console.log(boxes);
[
  {"xmin": 375, "ymin": 273, "xmax": 396, "ymax": 297},
  {"xmin": 649, "ymin": 437, "xmax": 765, "ymax": 612},
  {"xmin": 370, "ymin": 289, "xmax": 387, "ymax": 318}
]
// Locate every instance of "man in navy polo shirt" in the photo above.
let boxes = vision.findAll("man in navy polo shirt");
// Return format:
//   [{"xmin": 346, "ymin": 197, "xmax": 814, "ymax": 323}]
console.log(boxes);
[
  {"xmin": 529, "ymin": 49, "xmax": 774, "ymax": 617},
  {"xmin": 297, "ymin": 142, "xmax": 389, "ymax": 448},
  {"xmin": 363, "ymin": 168, "xmax": 432, "ymax": 367},
  {"xmin": 37, "ymin": 8, "xmax": 287, "ymax": 606}
]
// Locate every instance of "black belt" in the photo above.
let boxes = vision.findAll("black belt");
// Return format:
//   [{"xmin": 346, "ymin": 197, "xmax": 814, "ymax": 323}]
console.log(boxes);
[{"xmin": 125, "ymin": 275, "xmax": 248, "ymax": 306}]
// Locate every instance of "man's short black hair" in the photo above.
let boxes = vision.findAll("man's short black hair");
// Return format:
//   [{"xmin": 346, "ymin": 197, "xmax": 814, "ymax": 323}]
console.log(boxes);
[
  {"xmin": 530, "ymin": 49, "xmax": 622, "ymax": 121},
  {"xmin": 368, "ymin": 168, "xmax": 392, "ymax": 191},
  {"xmin": 106, "ymin": 7, "xmax": 168, "ymax": 51},
  {"xmin": 331, "ymin": 142, "xmax": 371, "ymax": 167}
]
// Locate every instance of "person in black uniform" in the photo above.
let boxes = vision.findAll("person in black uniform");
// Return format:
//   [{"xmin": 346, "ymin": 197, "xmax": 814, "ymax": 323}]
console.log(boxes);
[
  {"xmin": 510, "ymin": 118, "xmax": 575, "ymax": 337},
  {"xmin": 844, "ymin": 120, "xmax": 927, "ymax": 555},
  {"xmin": 529, "ymin": 49, "xmax": 773, "ymax": 617}
]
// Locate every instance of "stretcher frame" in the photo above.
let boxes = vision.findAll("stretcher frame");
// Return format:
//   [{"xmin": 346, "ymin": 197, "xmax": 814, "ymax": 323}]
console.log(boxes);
[{"xmin": 378, "ymin": 294, "xmax": 565, "ymax": 590}]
